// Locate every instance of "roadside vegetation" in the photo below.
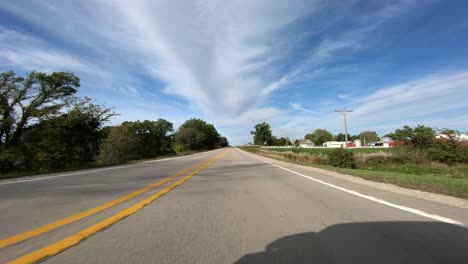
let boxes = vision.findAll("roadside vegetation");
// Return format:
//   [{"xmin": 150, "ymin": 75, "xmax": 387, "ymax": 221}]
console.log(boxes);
[
  {"xmin": 243, "ymin": 123, "xmax": 468, "ymax": 198},
  {"xmin": 0, "ymin": 70, "xmax": 229, "ymax": 178}
]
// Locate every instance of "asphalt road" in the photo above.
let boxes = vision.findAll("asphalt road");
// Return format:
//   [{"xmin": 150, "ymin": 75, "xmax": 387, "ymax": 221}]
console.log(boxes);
[{"xmin": 1, "ymin": 148, "xmax": 467, "ymax": 263}]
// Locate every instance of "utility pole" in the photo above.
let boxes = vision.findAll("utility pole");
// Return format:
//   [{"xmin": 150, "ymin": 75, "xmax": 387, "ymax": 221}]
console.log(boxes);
[{"xmin": 335, "ymin": 107, "xmax": 353, "ymax": 148}]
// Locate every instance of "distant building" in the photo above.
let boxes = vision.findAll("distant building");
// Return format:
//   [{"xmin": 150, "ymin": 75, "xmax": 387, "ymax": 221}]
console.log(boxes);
[
  {"xmin": 298, "ymin": 139, "xmax": 315, "ymax": 148},
  {"xmin": 323, "ymin": 141, "xmax": 354, "ymax": 148},
  {"xmin": 371, "ymin": 137, "xmax": 399, "ymax": 147},
  {"xmin": 460, "ymin": 134, "xmax": 468, "ymax": 141},
  {"xmin": 436, "ymin": 133, "xmax": 468, "ymax": 142},
  {"xmin": 353, "ymin": 139, "xmax": 362, "ymax": 147}
]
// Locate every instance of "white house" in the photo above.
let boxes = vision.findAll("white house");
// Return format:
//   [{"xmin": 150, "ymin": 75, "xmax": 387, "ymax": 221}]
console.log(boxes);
[{"xmin": 298, "ymin": 139, "xmax": 315, "ymax": 148}]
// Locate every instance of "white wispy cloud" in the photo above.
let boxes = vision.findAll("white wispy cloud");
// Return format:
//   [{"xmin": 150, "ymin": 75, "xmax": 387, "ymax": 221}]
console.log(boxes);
[
  {"xmin": 101, "ymin": 0, "xmax": 319, "ymax": 118},
  {"xmin": 290, "ymin": 103, "xmax": 318, "ymax": 114},
  {"xmin": 0, "ymin": 27, "xmax": 89, "ymax": 73},
  {"xmin": 337, "ymin": 93, "xmax": 351, "ymax": 99},
  {"xmin": 0, "ymin": 0, "xmax": 413, "ymax": 112},
  {"xmin": 280, "ymin": 71, "xmax": 468, "ymax": 140}
]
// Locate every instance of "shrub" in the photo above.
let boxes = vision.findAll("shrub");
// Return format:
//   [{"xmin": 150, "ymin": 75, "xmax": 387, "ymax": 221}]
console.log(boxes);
[
  {"xmin": 97, "ymin": 126, "xmax": 138, "ymax": 165},
  {"xmin": 357, "ymin": 152, "xmax": 391, "ymax": 164},
  {"xmin": 0, "ymin": 148, "xmax": 26, "ymax": 174},
  {"xmin": 258, "ymin": 150, "xmax": 328, "ymax": 165},
  {"xmin": 426, "ymin": 140, "xmax": 468, "ymax": 164},
  {"xmin": 328, "ymin": 148, "xmax": 356, "ymax": 168},
  {"xmin": 390, "ymin": 147, "xmax": 428, "ymax": 164}
]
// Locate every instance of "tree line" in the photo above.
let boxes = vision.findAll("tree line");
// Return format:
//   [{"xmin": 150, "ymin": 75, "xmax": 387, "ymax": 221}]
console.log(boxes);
[
  {"xmin": 250, "ymin": 122, "xmax": 466, "ymax": 149},
  {"xmin": 250, "ymin": 122, "xmax": 292, "ymax": 146},
  {"xmin": 250, "ymin": 122, "xmax": 467, "ymax": 164},
  {"xmin": 0, "ymin": 71, "xmax": 228, "ymax": 175},
  {"xmin": 250, "ymin": 122, "xmax": 380, "ymax": 146}
]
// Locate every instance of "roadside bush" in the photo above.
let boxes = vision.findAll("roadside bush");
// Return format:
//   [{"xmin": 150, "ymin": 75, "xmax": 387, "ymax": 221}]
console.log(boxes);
[
  {"xmin": 0, "ymin": 148, "xmax": 26, "ymax": 174},
  {"xmin": 328, "ymin": 148, "xmax": 356, "ymax": 168},
  {"xmin": 426, "ymin": 140, "xmax": 468, "ymax": 164},
  {"xmin": 357, "ymin": 152, "xmax": 391, "ymax": 164},
  {"xmin": 390, "ymin": 147, "xmax": 428, "ymax": 165},
  {"xmin": 97, "ymin": 125, "xmax": 138, "ymax": 165},
  {"xmin": 259, "ymin": 150, "xmax": 328, "ymax": 165}
]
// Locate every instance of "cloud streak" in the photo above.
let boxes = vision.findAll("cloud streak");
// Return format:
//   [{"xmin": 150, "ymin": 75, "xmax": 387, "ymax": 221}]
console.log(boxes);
[{"xmin": 285, "ymin": 71, "xmax": 468, "ymax": 139}]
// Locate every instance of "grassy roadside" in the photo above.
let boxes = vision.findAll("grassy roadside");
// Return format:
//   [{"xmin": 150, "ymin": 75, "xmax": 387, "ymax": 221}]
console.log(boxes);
[
  {"xmin": 0, "ymin": 149, "xmax": 213, "ymax": 180},
  {"xmin": 241, "ymin": 147, "xmax": 468, "ymax": 199}
]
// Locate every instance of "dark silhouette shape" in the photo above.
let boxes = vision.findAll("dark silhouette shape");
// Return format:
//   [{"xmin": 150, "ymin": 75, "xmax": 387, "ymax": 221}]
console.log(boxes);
[{"xmin": 235, "ymin": 221, "xmax": 468, "ymax": 264}]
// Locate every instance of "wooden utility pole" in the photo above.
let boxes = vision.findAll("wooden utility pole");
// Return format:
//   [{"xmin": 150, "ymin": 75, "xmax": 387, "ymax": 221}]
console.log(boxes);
[{"xmin": 335, "ymin": 108, "xmax": 353, "ymax": 148}]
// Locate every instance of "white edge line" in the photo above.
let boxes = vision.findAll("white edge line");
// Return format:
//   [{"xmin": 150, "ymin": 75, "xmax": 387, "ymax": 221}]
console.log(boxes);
[
  {"xmin": 243, "ymin": 150, "xmax": 466, "ymax": 228},
  {"xmin": 0, "ymin": 149, "xmax": 221, "ymax": 186}
]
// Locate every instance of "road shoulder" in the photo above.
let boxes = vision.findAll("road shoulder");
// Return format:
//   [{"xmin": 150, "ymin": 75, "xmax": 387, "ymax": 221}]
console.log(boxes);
[{"xmin": 240, "ymin": 148, "xmax": 468, "ymax": 210}]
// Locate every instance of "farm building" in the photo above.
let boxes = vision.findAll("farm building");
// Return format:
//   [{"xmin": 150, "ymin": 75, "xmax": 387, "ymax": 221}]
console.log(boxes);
[
  {"xmin": 322, "ymin": 141, "xmax": 354, "ymax": 148},
  {"xmin": 298, "ymin": 139, "xmax": 315, "ymax": 148},
  {"xmin": 372, "ymin": 137, "xmax": 400, "ymax": 147}
]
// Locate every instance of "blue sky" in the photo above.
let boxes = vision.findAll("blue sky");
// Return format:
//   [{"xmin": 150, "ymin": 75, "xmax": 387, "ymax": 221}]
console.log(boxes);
[{"xmin": 1, "ymin": 0, "xmax": 467, "ymax": 145}]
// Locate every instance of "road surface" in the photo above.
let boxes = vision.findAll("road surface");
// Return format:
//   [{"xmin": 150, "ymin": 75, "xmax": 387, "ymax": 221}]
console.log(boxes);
[{"xmin": 1, "ymin": 148, "xmax": 467, "ymax": 263}]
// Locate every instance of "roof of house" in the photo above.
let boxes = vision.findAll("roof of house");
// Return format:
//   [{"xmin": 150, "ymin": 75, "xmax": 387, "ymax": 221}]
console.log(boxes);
[
  {"xmin": 380, "ymin": 137, "xmax": 393, "ymax": 142},
  {"xmin": 298, "ymin": 139, "xmax": 313, "ymax": 144}
]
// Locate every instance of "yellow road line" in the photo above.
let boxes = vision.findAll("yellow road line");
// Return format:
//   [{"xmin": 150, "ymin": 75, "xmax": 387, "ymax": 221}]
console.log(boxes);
[
  {"xmin": 7, "ymin": 150, "xmax": 227, "ymax": 264},
  {"xmin": 0, "ymin": 153, "xmax": 221, "ymax": 249}
]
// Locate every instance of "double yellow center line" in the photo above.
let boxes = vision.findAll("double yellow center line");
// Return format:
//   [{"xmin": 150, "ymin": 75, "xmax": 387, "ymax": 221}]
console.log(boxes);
[{"xmin": 3, "ymin": 150, "xmax": 227, "ymax": 264}]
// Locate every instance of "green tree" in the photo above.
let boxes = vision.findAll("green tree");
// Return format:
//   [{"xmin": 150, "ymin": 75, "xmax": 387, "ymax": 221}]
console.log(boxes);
[
  {"xmin": 273, "ymin": 137, "xmax": 291, "ymax": 146},
  {"xmin": 218, "ymin": 136, "xmax": 229, "ymax": 147},
  {"xmin": 22, "ymin": 98, "xmax": 115, "ymax": 171},
  {"xmin": 294, "ymin": 139, "xmax": 300, "ymax": 147},
  {"xmin": 427, "ymin": 129, "xmax": 468, "ymax": 164},
  {"xmin": 0, "ymin": 71, "xmax": 79, "ymax": 147},
  {"xmin": 250, "ymin": 122, "xmax": 273, "ymax": 145},
  {"xmin": 98, "ymin": 125, "xmax": 138, "ymax": 165},
  {"xmin": 388, "ymin": 125, "xmax": 435, "ymax": 149},
  {"xmin": 122, "ymin": 119, "xmax": 175, "ymax": 158},
  {"xmin": 411, "ymin": 125, "xmax": 436, "ymax": 150},
  {"xmin": 305, "ymin": 129, "xmax": 333, "ymax": 146},
  {"xmin": 98, "ymin": 126, "xmax": 114, "ymax": 145},
  {"xmin": 0, "ymin": 71, "xmax": 24, "ymax": 146},
  {"xmin": 175, "ymin": 118, "xmax": 220, "ymax": 151},
  {"xmin": 358, "ymin": 131, "xmax": 379, "ymax": 145},
  {"xmin": 334, "ymin": 133, "xmax": 351, "ymax": 142}
]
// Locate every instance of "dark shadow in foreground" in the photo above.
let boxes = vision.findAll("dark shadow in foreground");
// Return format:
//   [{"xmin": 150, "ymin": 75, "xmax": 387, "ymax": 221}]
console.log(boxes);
[{"xmin": 235, "ymin": 221, "xmax": 468, "ymax": 264}]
